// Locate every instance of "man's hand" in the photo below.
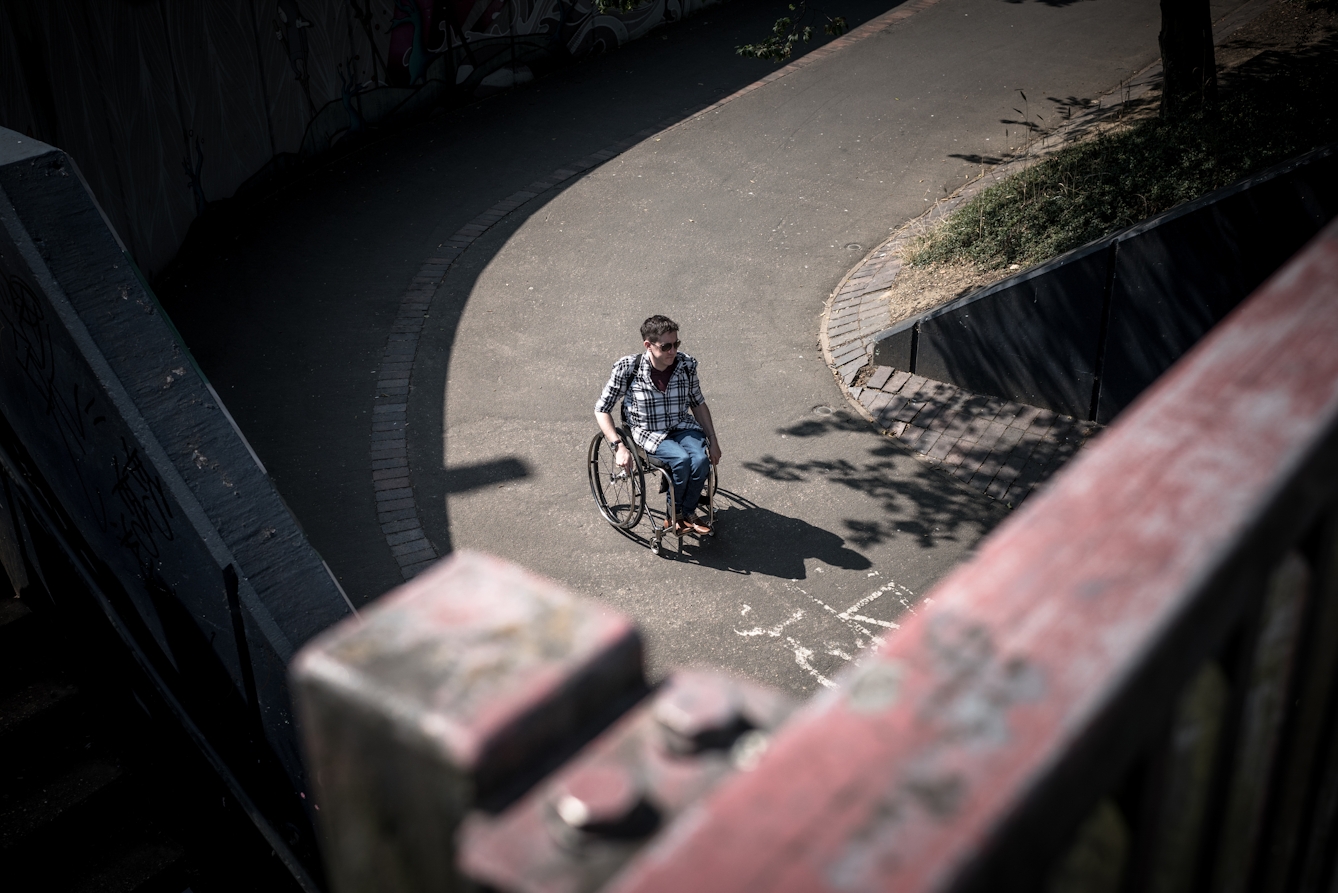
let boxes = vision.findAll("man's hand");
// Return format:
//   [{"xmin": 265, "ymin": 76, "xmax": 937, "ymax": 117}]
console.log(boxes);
[
  {"xmin": 596, "ymin": 411, "xmax": 635, "ymax": 474},
  {"xmin": 690, "ymin": 403, "xmax": 722, "ymax": 466},
  {"xmin": 615, "ymin": 442, "xmax": 634, "ymax": 474}
]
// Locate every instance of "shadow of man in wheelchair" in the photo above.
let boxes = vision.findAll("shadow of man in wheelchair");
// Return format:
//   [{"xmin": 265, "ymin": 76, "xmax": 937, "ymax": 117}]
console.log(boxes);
[{"xmin": 652, "ymin": 487, "xmax": 872, "ymax": 579}]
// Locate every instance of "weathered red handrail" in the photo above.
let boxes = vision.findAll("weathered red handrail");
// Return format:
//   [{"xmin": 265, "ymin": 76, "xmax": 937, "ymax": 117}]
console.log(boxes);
[{"xmin": 608, "ymin": 221, "xmax": 1338, "ymax": 892}]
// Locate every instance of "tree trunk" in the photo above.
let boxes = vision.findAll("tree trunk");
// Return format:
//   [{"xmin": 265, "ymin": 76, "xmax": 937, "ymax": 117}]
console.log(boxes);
[{"xmin": 1159, "ymin": 0, "xmax": 1218, "ymax": 120}]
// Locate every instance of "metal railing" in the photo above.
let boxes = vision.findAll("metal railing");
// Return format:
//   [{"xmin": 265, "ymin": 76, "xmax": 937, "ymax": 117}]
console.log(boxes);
[{"xmin": 294, "ymin": 219, "xmax": 1338, "ymax": 892}]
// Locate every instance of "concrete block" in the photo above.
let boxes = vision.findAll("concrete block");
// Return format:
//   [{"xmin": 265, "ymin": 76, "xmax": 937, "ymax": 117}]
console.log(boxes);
[
  {"xmin": 1097, "ymin": 146, "xmax": 1338, "ymax": 423},
  {"xmin": 914, "ymin": 238, "xmax": 1108, "ymax": 418},
  {"xmin": 871, "ymin": 318, "xmax": 915, "ymax": 370},
  {"xmin": 292, "ymin": 552, "xmax": 645, "ymax": 893}
]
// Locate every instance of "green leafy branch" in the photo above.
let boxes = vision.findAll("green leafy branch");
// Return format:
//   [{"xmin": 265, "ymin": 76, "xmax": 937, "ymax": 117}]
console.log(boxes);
[{"xmin": 736, "ymin": 2, "xmax": 848, "ymax": 62}]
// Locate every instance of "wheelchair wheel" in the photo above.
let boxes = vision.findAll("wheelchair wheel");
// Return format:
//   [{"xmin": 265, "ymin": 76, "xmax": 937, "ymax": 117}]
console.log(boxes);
[{"xmin": 588, "ymin": 433, "xmax": 645, "ymax": 529}]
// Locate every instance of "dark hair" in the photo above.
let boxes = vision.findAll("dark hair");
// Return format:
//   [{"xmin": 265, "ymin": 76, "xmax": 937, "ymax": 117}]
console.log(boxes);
[{"xmin": 641, "ymin": 315, "xmax": 678, "ymax": 342}]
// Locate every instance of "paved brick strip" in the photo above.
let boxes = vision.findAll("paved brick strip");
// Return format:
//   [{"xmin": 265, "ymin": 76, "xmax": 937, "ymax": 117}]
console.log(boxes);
[
  {"xmin": 373, "ymin": 0, "xmax": 956, "ymax": 578},
  {"xmin": 370, "ymin": 133, "xmax": 662, "ymax": 579}
]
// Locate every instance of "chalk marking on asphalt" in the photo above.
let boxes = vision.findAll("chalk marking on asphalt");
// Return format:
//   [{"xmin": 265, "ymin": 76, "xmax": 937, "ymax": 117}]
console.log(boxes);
[
  {"xmin": 741, "ymin": 574, "xmax": 916, "ymax": 689},
  {"xmin": 788, "ymin": 584, "xmax": 873, "ymax": 643},
  {"xmin": 827, "ymin": 601, "xmax": 874, "ymax": 642},
  {"xmin": 847, "ymin": 614, "xmax": 899, "ymax": 629},
  {"xmin": 786, "ymin": 637, "xmax": 835, "ymax": 688},
  {"xmin": 734, "ymin": 609, "xmax": 804, "ymax": 638},
  {"xmin": 841, "ymin": 583, "xmax": 894, "ymax": 617}
]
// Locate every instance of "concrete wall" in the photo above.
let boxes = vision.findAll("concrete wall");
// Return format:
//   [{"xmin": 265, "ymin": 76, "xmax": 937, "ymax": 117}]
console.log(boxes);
[
  {"xmin": 873, "ymin": 143, "xmax": 1338, "ymax": 423},
  {"xmin": 0, "ymin": 127, "xmax": 353, "ymax": 883},
  {"xmin": 0, "ymin": 0, "xmax": 720, "ymax": 280}
]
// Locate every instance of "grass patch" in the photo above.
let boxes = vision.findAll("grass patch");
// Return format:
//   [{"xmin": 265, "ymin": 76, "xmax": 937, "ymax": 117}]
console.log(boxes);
[{"xmin": 910, "ymin": 2, "xmax": 1338, "ymax": 271}]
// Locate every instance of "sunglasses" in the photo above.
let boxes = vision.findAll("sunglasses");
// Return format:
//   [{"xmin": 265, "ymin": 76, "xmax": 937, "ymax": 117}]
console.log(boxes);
[{"xmin": 654, "ymin": 340, "xmax": 681, "ymax": 351}]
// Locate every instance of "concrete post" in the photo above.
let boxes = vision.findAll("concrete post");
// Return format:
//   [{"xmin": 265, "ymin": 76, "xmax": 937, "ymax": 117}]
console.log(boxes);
[{"xmin": 291, "ymin": 551, "xmax": 645, "ymax": 893}]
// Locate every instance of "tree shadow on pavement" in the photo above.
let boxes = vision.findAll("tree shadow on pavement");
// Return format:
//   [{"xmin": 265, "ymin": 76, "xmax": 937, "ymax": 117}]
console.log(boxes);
[
  {"xmin": 442, "ymin": 457, "xmax": 531, "ymax": 494},
  {"xmin": 657, "ymin": 488, "xmax": 872, "ymax": 579},
  {"xmin": 751, "ymin": 412, "xmax": 1009, "ymax": 551}
]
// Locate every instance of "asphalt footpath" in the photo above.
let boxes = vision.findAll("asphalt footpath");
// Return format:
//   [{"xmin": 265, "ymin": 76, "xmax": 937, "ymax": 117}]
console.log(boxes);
[{"xmin": 157, "ymin": 0, "xmax": 1250, "ymax": 697}]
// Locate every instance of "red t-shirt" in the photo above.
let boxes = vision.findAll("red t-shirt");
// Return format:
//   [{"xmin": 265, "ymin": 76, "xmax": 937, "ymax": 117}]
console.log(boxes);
[{"xmin": 650, "ymin": 358, "xmax": 677, "ymax": 393}]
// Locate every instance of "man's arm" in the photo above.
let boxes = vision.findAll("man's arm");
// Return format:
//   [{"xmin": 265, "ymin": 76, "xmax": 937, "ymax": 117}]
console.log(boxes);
[
  {"xmin": 595, "ymin": 358, "xmax": 636, "ymax": 471},
  {"xmin": 691, "ymin": 403, "xmax": 722, "ymax": 465},
  {"xmin": 595, "ymin": 411, "xmax": 633, "ymax": 471}
]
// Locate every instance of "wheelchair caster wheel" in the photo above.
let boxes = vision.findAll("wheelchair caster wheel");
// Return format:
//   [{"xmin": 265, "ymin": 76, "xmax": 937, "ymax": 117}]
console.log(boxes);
[{"xmin": 651, "ymin": 539, "xmax": 661, "ymax": 555}]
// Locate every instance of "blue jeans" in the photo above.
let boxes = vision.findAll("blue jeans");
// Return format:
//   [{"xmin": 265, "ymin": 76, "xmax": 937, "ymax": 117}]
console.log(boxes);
[{"xmin": 651, "ymin": 429, "xmax": 710, "ymax": 518}]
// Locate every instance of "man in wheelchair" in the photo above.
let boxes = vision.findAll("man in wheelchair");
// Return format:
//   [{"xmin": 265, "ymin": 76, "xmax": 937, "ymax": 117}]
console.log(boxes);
[{"xmin": 595, "ymin": 315, "xmax": 722, "ymax": 535}]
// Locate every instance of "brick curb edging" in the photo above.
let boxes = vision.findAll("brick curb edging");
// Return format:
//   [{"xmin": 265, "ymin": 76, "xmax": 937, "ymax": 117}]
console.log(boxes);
[
  {"xmin": 372, "ymin": 0, "xmax": 958, "ymax": 579},
  {"xmin": 371, "ymin": 131, "xmax": 660, "ymax": 580},
  {"xmin": 820, "ymin": 0, "xmax": 1278, "ymax": 435}
]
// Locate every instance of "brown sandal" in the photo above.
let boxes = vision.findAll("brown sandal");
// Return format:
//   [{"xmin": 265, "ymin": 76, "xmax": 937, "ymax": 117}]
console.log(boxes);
[{"xmin": 684, "ymin": 515, "xmax": 712, "ymax": 535}]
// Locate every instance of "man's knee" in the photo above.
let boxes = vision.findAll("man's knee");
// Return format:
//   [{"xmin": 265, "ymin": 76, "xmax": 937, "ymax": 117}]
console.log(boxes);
[{"xmin": 689, "ymin": 449, "xmax": 709, "ymax": 477}]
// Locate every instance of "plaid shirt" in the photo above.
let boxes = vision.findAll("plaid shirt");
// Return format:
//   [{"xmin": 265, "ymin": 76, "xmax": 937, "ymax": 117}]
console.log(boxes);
[{"xmin": 595, "ymin": 352, "xmax": 705, "ymax": 452}]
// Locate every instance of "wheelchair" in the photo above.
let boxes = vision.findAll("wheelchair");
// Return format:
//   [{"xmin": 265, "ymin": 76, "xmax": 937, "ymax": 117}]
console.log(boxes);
[{"xmin": 587, "ymin": 421, "xmax": 717, "ymax": 556}]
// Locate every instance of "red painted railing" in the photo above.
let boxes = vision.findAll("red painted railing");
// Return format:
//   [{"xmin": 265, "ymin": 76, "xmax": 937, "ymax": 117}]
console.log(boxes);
[{"xmin": 294, "ymin": 220, "xmax": 1338, "ymax": 893}]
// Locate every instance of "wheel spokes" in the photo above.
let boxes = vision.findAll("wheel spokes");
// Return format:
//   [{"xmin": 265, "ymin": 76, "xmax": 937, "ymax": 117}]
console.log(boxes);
[{"xmin": 588, "ymin": 433, "xmax": 645, "ymax": 530}]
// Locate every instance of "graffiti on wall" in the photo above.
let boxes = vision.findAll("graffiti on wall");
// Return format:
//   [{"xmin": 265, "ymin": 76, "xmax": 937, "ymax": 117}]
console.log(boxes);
[
  {"xmin": 0, "ymin": 0, "xmax": 721, "ymax": 279},
  {"xmin": 297, "ymin": 0, "xmax": 702, "ymax": 155}
]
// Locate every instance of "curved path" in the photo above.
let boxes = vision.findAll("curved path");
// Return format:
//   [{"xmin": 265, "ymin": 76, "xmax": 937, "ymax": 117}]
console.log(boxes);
[{"xmin": 160, "ymin": 0, "xmax": 1248, "ymax": 696}]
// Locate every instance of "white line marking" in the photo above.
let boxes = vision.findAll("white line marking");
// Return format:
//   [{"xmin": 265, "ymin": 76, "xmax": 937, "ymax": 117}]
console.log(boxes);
[
  {"xmin": 748, "ymin": 575, "xmax": 919, "ymax": 689},
  {"xmin": 787, "ymin": 637, "xmax": 835, "ymax": 688},
  {"xmin": 790, "ymin": 583, "xmax": 875, "ymax": 642},
  {"xmin": 842, "ymin": 583, "xmax": 894, "ymax": 617},
  {"xmin": 734, "ymin": 610, "xmax": 804, "ymax": 638},
  {"xmin": 845, "ymin": 614, "xmax": 900, "ymax": 629}
]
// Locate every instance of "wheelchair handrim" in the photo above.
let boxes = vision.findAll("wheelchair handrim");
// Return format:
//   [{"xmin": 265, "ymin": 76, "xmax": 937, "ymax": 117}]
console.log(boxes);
[{"xmin": 587, "ymin": 433, "xmax": 645, "ymax": 529}]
